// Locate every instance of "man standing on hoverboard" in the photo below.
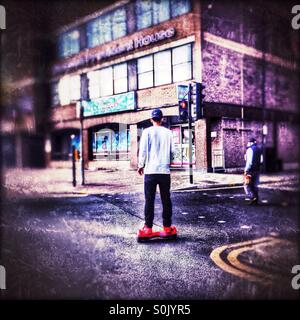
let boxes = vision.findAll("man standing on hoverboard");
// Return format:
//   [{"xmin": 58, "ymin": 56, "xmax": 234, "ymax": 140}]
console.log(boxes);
[{"xmin": 137, "ymin": 108, "xmax": 177, "ymax": 239}]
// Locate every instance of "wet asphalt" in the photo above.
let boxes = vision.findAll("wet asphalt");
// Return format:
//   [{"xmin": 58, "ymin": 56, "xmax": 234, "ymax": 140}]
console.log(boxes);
[{"xmin": 0, "ymin": 184, "xmax": 299, "ymax": 300}]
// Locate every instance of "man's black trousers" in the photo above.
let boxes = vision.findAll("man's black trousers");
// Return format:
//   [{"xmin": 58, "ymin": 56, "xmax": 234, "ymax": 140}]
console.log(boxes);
[{"xmin": 144, "ymin": 174, "xmax": 172, "ymax": 228}]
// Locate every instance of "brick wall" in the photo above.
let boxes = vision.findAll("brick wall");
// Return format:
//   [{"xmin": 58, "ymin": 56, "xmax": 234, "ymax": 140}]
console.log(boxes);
[
  {"xmin": 277, "ymin": 122, "xmax": 300, "ymax": 164},
  {"xmin": 50, "ymin": 104, "xmax": 77, "ymax": 123},
  {"xmin": 202, "ymin": 0, "xmax": 299, "ymax": 110},
  {"xmin": 137, "ymin": 84, "xmax": 178, "ymax": 109},
  {"xmin": 222, "ymin": 119, "xmax": 262, "ymax": 169},
  {"xmin": 51, "ymin": 12, "xmax": 197, "ymax": 77},
  {"xmin": 202, "ymin": 42, "xmax": 243, "ymax": 104}
]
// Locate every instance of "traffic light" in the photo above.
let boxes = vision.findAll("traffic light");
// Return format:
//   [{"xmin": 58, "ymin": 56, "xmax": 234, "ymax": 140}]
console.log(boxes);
[
  {"xmin": 178, "ymin": 99, "xmax": 188, "ymax": 122},
  {"xmin": 199, "ymin": 83, "xmax": 206, "ymax": 117},
  {"xmin": 190, "ymin": 82, "xmax": 205, "ymax": 120}
]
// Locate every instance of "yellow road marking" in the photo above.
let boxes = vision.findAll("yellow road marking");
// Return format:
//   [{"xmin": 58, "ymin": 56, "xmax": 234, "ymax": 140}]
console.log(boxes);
[
  {"xmin": 172, "ymin": 185, "xmax": 242, "ymax": 193},
  {"xmin": 210, "ymin": 237, "xmax": 291, "ymax": 286}
]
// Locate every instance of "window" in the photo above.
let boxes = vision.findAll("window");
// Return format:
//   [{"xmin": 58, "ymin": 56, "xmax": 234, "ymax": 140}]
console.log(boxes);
[
  {"xmin": 136, "ymin": 0, "xmax": 152, "ymax": 30},
  {"xmin": 87, "ymin": 20, "xmax": 100, "ymax": 48},
  {"xmin": 88, "ymin": 63, "xmax": 128, "ymax": 98},
  {"xmin": 112, "ymin": 8, "xmax": 127, "ymax": 40},
  {"xmin": 51, "ymin": 82, "xmax": 59, "ymax": 107},
  {"xmin": 87, "ymin": 7, "xmax": 126, "ymax": 48},
  {"xmin": 171, "ymin": 0, "xmax": 190, "ymax": 18},
  {"xmin": 172, "ymin": 44, "xmax": 192, "ymax": 82},
  {"xmin": 58, "ymin": 75, "xmax": 81, "ymax": 105},
  {"xmin": 136, "ymin": 0, "xmax": 190, "ymax": 30},
  {"xmin": 70, "ymin": 76, "xmax": 81, "ymax": 101},
  {"xmin": 101, "ymin": 15, "xmax": 113, "ymax": 44},
  {"xmin": 100, "ymin": 67, "xmax": 113, "ymax": 97},
  {"xmin": 87, "ymin": 15, "xmax": 112, "ymax": 48},
  {"xmin": 153, "ymin": 0, "xmax": 170, "ymax": 25},
  {"xmin": 154, "ymin": 50, "xmax": 171, "ymax": 85},
  {"xmin": 137, "ymin": 44, "xmax": 192, "ymax": 89},
  {"xmin": 137, "ymin": 55, "xmax": 153, "ymax": 89},
  {"xmin": 87, "ymin": 70, "xmax": 101, "ymax": 99},
  {"xmin": 114, "ymin": 63, "xmax": 128, "ymax": 94},
  {"xmin": 58, "ymin": 30, "xmax": 80, "ymax": 58}
]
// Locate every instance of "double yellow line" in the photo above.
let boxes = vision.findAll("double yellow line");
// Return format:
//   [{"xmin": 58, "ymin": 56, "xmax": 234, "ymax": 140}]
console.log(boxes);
[{"xmin": 210, "ymin": 237, "xmax": 290, "ymax": 286}]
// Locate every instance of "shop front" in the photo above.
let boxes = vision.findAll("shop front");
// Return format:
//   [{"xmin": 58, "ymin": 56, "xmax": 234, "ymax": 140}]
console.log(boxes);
[
  {"xmin": 170, "ymin": 124, "xmax": 195, "ymax": 167},
  {"xmin": 79, "ymin": 91, "xmax": 135, "ymax": 163},
  {"xmin": 91, "ymin": 124, "xmax": 130, "ymax": 161}
]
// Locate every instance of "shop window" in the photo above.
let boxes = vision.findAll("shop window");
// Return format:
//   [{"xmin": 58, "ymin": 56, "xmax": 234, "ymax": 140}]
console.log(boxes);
[
  {"xmin": 172, "ymin": 44, "xmax": 192, "ymax": 82},
  {"xmin": 92, "ymin": 127, "xmax": 130, "ymax": 161},
  {"xmin": 154, "ymin": 50, "xmax": 171, "ymax": 86},
  {"xmin": 87, "ymin": 7, "xmax": 126, "ymax": 48},
  {"xmin": 58, "ymin": 75, "xmax": 81, "ymax": 105},
  {"xmin": 136, "ymin": 0, "xmax": 190, "ymax": 31},
  {"xmin": 137, "ymin": 55, "xmax": 154, "ymax": 89},
  {"xmin": 58, "ymin": 30, "xmax": 80, "ymax": 58},
  {"xmin": 171, "ymin": 126, "xmax": 195, "ymax": 166}
]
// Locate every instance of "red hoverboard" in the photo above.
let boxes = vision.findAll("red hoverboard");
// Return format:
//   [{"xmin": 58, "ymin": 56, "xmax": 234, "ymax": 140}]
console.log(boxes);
[{"xmin": 137, "ymin": 226, "xmax": 177, "ymax": 242}]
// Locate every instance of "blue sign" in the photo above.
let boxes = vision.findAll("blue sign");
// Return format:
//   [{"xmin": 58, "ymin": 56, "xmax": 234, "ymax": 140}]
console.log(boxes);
[
  {"xmin": 176, "ymin": 84, "xmax": 189, "ymax": 100},
  {"xmin": 78, "ymin": 91, "xmax": 136, "ymax": 117}
]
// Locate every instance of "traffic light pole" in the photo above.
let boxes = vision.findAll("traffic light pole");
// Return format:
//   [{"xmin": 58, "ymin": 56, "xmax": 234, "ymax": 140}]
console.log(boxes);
[
  {"xmin": 72, "ymin": 145, "xmax": 77, "ymax": 187},
  {"xmin": 188, "ymin": 83, "xmax": 193, "ymax": 184},
  {"xmin": 79, "ymin": 101, "xmax": 85, "ymax": 185}
]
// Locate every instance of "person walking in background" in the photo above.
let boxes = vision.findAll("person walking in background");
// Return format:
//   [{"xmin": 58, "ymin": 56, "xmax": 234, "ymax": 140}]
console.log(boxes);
[
  {"xmin": 137, "ymin": 108, "xmax": 177, "ymax": 238},
  {"xmin": 244, "ymin": 137, "xmax": 261, "ymax": 205}
]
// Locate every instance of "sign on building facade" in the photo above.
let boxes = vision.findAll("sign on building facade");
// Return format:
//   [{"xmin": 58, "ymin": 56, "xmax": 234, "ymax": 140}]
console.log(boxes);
[{"xmin": 78, "ymin": 91, "xmax": 136, "ymax": 117}]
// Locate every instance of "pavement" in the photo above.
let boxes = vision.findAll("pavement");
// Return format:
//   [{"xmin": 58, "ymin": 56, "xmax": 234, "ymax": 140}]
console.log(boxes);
[{"xmin": 2, "ymin": 163, "xmax": 299, "ymax": 199}]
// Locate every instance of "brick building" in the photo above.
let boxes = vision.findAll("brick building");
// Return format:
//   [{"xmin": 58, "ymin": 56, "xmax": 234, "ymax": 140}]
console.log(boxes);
[{"xmin": 1, "ymin": 0, "xmax": 300, "ymax": 172}]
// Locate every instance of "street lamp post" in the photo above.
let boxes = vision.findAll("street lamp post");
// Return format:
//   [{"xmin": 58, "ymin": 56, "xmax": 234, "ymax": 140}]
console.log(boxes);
[
  {"xmin": 79, "ymin": 99, "xmax": 85, "ymax": 185},
  {"xmin": 70, "ymin": 134, "xmax": 76, "ymax": 187},
  {"xmin": 188, "ymin": 83, "xmax": 193, "ymax": 184},
  {"xmin": 71, "ymin": 97, "xmax": 86, "ymax": 185}
]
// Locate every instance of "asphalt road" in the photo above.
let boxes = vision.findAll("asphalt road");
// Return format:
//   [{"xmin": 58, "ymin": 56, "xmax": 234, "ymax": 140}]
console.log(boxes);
[{"xmin": 0, "ymin": 184, "xmax": 299, "ymax": 300}]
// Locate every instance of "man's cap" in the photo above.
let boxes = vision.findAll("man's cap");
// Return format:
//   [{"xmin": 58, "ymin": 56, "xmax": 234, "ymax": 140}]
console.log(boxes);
[
  {"xmin": 249, "ymin": 137, "xmax": 257, "ymax": 143},
  {"xmin": 151, "ymin": 108, "xmax": 163, "ymax": 120}
]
